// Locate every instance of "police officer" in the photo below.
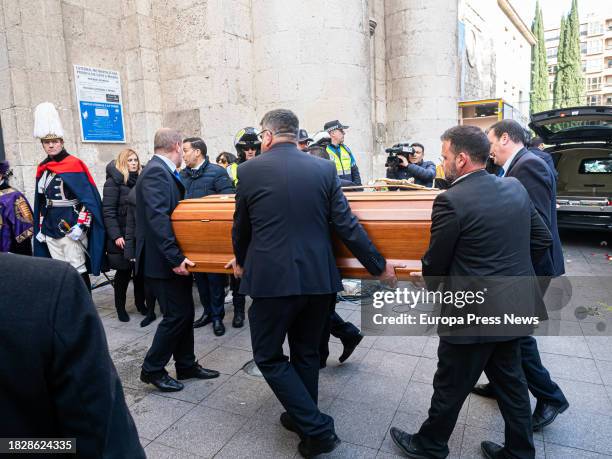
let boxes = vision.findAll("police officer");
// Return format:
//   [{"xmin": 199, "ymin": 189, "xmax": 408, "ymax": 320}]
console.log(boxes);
[
  {"xmin": 297, "ymin": 129, "xmax": 312, "ymax": 152},
  {"xmin": 324, "ymin": 120, "xmax": 362, "ymax": 186}
]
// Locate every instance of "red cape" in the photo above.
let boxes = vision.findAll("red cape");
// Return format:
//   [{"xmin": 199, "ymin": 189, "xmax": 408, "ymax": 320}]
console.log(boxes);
[{"xmin": 36, "ymin": 155, "xmax": 96, "ymax": 186}]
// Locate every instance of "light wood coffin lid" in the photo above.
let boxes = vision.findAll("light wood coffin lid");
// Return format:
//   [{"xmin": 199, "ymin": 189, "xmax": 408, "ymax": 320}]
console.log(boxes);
[{"xmin": 171, "ymin": 190, "xmax": 439, "ymax": 280}]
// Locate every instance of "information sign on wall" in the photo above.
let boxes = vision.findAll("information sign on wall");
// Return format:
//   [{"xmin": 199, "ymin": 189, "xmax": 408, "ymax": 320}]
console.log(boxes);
[{"xmin": 74, "ymin": 65, "xmax": 125, "ymax": 143}]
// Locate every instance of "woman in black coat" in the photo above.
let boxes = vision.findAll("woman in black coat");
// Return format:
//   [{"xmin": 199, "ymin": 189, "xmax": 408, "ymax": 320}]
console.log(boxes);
[
  {"xmin": 103, "ymin": 149, "xmax": 145, "ymax": 322},
  {"xmin": 124, "ymin": 186, "xmax": 157, "ymax": 327}
]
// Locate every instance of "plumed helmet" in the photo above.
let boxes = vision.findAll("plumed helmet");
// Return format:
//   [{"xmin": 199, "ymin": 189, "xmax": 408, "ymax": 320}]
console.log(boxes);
[{"xmin": 33, "ymin": 102, "xmax": 64, "ymax": 140}]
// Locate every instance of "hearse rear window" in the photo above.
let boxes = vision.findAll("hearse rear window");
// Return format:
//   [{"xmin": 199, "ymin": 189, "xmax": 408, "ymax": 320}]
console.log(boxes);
[{"xmin": 579, "ymin": 158, "xmax": 612, "ymax": 174}]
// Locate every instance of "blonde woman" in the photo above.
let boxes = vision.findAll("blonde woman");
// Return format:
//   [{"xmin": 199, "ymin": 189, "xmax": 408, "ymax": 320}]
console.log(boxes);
[{"xmin": 102, "ymin": 149, "xmax": 145, "ymax": 321}]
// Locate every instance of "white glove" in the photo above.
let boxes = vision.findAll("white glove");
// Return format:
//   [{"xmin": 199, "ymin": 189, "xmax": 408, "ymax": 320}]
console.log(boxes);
[{"xmin": 67, "ymin": 225, "xmax": 84, "ymax": 241}]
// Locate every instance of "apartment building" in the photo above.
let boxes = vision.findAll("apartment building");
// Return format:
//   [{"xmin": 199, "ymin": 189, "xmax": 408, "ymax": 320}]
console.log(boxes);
[{"xmin": 545, "ymin": 14, "xmax": 612, "ymax": 106}]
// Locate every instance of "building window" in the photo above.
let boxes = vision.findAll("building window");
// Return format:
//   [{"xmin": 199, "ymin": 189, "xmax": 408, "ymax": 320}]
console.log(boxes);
[
  {"xmin": 586, "ymin": 59, "xmax": 602, "ymax": 73},
  {"xmin": 608, "ymin": 59, "xmax": 612, "ymax": 69},
  {"xmin": 547, "ymin": 47, "xmax": 558, "ymax": 58},
  {"xmin": 587, "ymin": 95, "xmax": 601, "ymax": 106},
  {"xmin": 548, "ymin": 64, "xmax": 558, "ymax": 74},
  {"xmin": 606, "ymin": 96, "xmax": 612, "ymax": 106},
  {"xmin": 587, "ymin": 76, "xmax": 602, "ymax": 91},
  {"xmin": 580, "ymin": 42, "xmax": 587, "ymax": 54},
  {"xmin": 588, "ymin": 21, "xmax": 604, "ymax": 36},
  {"xmin": 587, "ymin": 39, "xmax": 602, "ymax": 55},
  {"xmin": 581, "ymin": 24, "xmax": 588, "ymax": 36}
]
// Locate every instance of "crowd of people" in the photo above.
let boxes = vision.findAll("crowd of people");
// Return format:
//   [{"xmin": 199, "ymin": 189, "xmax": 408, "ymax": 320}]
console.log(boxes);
[{"xmin": 0, "ymin": 102, "xmax": 568, "ymax": 458}]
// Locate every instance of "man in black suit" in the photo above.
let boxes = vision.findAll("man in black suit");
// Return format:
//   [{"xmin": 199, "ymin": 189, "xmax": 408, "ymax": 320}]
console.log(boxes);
[
  {"xmin": 472, "ymin": 120, "xmax": 568, "ymax": 431},
  {"xmin": 528, "ymin": 135, "xmax": 558, "ymax": 180},
  {"xmin": 0, "ymin": 253, "xmax": 145, "ymax": 457},
  {"xmin": 389, "ymin": 125, "xmax": 552, "ymax": 459},
  {"xmin": 137, "ymin": 128, "xmax": 219, "ymax": 392},
  {"xmin": 228, "ymin": 109, "xmax": 399, "ymax": 458}
]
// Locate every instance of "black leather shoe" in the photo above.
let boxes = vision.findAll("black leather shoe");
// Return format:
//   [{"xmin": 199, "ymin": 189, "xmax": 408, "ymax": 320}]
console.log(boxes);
[
  {"xmin": 193, "ymin": 313, "xmax": 212, "ymax": 329},
  {"xmin": 298, "ymin": 433, "xmax": 340, "ymax": 458},
  {"xmin": 532, "ymin": 400, "xmax": 569, "ymax": 431},
  {"xmin": 213, "ymin": 319, "xmax": 225, "ymax": 336},
  {"xmin": 481, "ymin": 441, "xmax": 504, "ymax": 459},
  {"xmin": 176, "ymin": 364, "xmax": 220, "ymax": 380},
  {"xmin": 140, "ymin": 371, "xmax": 184, "ymax": 392},
  {"xmin": 389, "ymin": 427, "xmax": 430, "ymax": 459},
  {"xmin": 140, "ymin": 313, "xmax": 156, "ymax": 327},
  {"xmin": 280, "ymin": 412, "xmax": 304, "ymax": 439},
  {"xmin": 117, "ymin": 309, "xmax": 130, "ymax": 322},
  {"xmin": 339, "ymin": 333, "xmax": 363, "ymax": 363},
  {"xmin": 232, "ymin": 310, "xmax": 244, "ymax": 328},
  {"xmin": 471, "ymin": 383, "xmax": 496, "ymax": 399}
]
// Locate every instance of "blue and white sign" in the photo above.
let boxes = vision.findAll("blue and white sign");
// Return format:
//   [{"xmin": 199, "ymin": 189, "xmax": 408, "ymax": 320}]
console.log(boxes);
[{"xmin": 74, "ymin": 65, "xmax": 125, "ymax": 143}]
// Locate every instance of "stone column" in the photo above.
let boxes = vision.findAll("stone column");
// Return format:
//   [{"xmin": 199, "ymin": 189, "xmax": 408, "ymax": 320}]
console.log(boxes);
[
  {"xmin": 252, "ymin": 0, "xmax": 375, "ymax": 182},
  {"xmin": 384, "ymin": 0, "xmax": 459, "ymax": 161},
  {"xmin": 121, "ymin": 0, "xmax": 162, "ymax": 162},
  {"xmin": 369, "ymin": 0, "xmax": 388, "ymax": 178}
]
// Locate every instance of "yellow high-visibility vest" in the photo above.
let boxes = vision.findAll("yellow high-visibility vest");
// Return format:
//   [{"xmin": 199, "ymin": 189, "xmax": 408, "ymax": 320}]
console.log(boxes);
[
  {"xmin": 229, "ymin": 162, "xmax": 238, "ymax": 186},
  {"xmin": 326, "ymin": 144, "xmax": 354, "ymax": 178}
]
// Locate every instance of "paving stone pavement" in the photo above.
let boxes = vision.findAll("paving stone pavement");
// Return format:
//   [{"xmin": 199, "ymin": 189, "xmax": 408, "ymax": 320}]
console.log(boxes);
[{"xmin": 91, "ymin": 231, "xmax": 612, "ymax": 458}]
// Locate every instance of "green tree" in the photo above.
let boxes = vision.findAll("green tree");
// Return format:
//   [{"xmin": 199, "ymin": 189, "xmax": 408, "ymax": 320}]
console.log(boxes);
[
  {"xmin": 564, "ymin": 0, "xmax": 585, "ymax": 106},
  {"xmin": 530, "ymin": 0, "xmax": 549, "ymax": 113},
  {"xmin": 552, "ymin": 15, "xmax": 567, "ymax": 108}
]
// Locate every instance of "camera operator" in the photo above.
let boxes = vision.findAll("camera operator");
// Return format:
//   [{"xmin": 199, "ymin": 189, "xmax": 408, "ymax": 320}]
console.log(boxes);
[{"xmin": 385, "ymin": 142, "xmax": 436, "ymax": 188}]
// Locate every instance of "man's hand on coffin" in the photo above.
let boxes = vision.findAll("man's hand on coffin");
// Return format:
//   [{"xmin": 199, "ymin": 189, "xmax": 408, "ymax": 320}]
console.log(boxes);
[
  {"xmin": 173, "ymin": 257, "xmax": 195, "ymax": 276},
  {"xmin": 377, "ymin": 261, "xmax": 404, "ymax": 288},
  {"xmin": 224, "ymin": 258, "xmax": 244, "ymax": 278}
]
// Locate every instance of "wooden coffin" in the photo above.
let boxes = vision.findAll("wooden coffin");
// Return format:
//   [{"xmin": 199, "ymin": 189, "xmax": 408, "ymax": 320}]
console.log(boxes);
[{"xmin": 172, "ymin": 190, "xmax": 439, "ymax": 280}]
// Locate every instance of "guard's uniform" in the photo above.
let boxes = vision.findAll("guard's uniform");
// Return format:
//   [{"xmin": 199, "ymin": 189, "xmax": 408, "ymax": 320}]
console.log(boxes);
[
  {"xmin": 36, "ymin": 159, "xmax": 90, "ymax": 273},
  {"xmin": 31, "ymin": 103, "xmax": 104, "ymax": 282}
]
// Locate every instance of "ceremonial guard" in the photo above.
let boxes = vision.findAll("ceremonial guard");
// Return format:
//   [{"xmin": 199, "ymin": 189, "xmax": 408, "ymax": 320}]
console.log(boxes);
[
  {"xmin": 32, "ymin": 102, "xmax": 104, "ymax": 290},
  {"xmin": 0, "ymin": 160, "xmax": 34, "ymax": 255}
]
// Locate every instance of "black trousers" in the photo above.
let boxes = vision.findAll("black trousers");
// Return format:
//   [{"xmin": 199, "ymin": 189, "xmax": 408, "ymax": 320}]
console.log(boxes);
[
  {"xmin": 113, "ymin": 267, "xmax": 146, "ymax": 311},
  {"xmin": 249, "ymin": 294, "xmax": 336, "ymax": 438},
  {"xmin": 519, "ymin": 336, "xmax": 567, "ymax": 406},
  {"xmin": 230, "ymin": 275, "xmax": 245, "ymax": 312},
  {"xmin": 142, "ymin": 275, "xmax": 196, "ymax": 375},
  {"xmin": 494, "ymin": 277, "xmax": 567, "ymax": 407},
  {"xmin": 414, "ymin": 339, "xmax": 534, "ymax": 459},
  {"xmin": 194, "ymin": 272, "xmax": 226, "ymax": 320},
  {"xmin": 319, "ymin": 299, "xmax": 361, "ymax": 365}
]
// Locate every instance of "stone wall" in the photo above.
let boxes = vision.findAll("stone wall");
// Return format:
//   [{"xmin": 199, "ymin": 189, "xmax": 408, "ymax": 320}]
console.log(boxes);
[
  {"xmin": 384, "ymin": 0, "xmax": 459, "ymax": 163},
  {"xmin": 0, "ymin": 0, "xmax": 531, "ymax": 200},
  {"xmin": 252, "ymin": 0, "xmax": 374, "ymax": 180}
]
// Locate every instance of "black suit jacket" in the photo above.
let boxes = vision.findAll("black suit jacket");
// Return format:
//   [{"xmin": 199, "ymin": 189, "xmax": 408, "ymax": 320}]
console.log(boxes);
[
  {"xmin": 506, "ymin": 148, "xmax": 565, "ymax": 277},
  {"xmin": 529, "ymin": 147, "xmax": 558, "ymax": 180},
  {"xmin": 232, "ymin": 142, "xmax": 385, "ymax": 297},
  {"xmin": 422, "ymin": 170, "xmax": 552, "ymax": 344},
  {"xmin": 0, "ymin": 253, "xmax": 145, "ymax": 458},
  {"xmin": 135, "ymin": 155, "xmax": 186, "ymax": 279}
]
